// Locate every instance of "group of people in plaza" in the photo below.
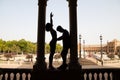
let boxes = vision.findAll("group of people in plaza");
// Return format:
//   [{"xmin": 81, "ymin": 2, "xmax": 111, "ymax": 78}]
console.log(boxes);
[{"xmin": 45, "ymin": 12, "xmax": 70, "ymax": 70}]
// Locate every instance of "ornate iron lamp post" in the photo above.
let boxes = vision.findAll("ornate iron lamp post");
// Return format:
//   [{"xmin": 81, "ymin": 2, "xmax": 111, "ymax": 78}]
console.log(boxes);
[
  {"xmin": 100, "ymin": 35, "xmax": 103, "ymax": 66},
  {"xmin": 79, "ymin": 34, "xmax": 82, "ymax": 58},
  {"xmin": 83, "ymin": 40, "xmax": 85, "ymax": 59}
]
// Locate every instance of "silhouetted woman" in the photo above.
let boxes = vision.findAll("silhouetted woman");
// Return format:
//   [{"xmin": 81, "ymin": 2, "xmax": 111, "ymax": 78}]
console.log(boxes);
[{"xmin": 46, "ymin": 13, "xmax": 57, "ymax": 70}]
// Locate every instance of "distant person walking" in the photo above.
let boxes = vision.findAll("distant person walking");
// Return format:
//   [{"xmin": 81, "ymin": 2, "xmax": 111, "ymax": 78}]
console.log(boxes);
[
  {"xmin": 45, "ymin": 13, "xmax": 57, "ymax": 70},
  {"xmin": 56, "ymin": 26, "xmax": 70, "ymax": 70}
]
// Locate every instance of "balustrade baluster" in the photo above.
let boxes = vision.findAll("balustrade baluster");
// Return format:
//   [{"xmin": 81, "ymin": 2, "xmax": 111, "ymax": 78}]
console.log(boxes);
[
  {"xmin": 88, "ymin": 73, "xmax": 92, "ymax": 80},
  {"xmin": 0, "ymin": 74, "xmax": 3, "ymax": 80},
  {"xmin": 5, "ymin": 73, "xmax": 8, "ymax": 80},
  {"xmin": 99, "ymin": 73, "xmax": 102, "ymax": 80},
  {"xmin": 104, "ymin": 72, "xmax": 108, "ymax": 80},
  {"xmin": 10, "ymin": 73, "xmax": 14, "ymax": 80},
  {"xmin": 94, "ymin": 73, "xmax": 97, "ymax": 80},
  {"xmin": 84, "ymin": 73, "xmax": 87, "ymax": 80},
  {"xmin": 16, "ymin": 73, "xmax": 20, "ymax": 80},
  {"xmin": 22, "ymin": 73, "xmax": 26, "ymax": 80},
  {"xmin": 110, "ymin": 72, "xmax": 113, "ymax": 80},
  {"xmin": 28, "ymin": 73, "xmax": 31, "ymax": 80}
]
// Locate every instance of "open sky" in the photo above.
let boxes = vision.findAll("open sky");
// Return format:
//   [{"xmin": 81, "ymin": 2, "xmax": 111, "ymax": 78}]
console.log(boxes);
[{"xmin": 0, "ymin": 0, "xmax": 120, "ymax": 45}]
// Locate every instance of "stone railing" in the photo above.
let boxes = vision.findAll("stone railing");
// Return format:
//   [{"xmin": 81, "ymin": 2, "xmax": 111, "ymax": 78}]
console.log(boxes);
[
  {"xmin": 81, "ymin": 68, "xmax": 117, "ymax": 80},
  {"xmin": 82, "ymin": 69, "xmax": 113, "ymax": 80},
  {"xmin": 0, "ymin": 68, "xmax": 120, "ymax": 80},
  {"xmin": 0, "ymin": 68, "xmax": 32, "ymax": 80}
]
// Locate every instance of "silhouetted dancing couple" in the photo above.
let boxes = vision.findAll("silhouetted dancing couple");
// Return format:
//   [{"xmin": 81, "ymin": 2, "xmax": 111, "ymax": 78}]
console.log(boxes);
[{"xmin": 46, "ymin": 12, "xmax": 70, "ymax": 70}]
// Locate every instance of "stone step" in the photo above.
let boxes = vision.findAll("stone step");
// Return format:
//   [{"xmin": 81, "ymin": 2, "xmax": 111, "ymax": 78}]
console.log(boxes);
[{"xmin": 79, "ymin": 58, "xmax": 97, "ymax": 65}]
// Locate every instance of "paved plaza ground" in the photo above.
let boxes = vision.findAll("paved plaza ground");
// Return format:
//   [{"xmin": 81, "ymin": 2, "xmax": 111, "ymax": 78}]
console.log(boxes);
[{"xmin": 0, "ymin": 57, "xmax": 120, "ymax": 69}]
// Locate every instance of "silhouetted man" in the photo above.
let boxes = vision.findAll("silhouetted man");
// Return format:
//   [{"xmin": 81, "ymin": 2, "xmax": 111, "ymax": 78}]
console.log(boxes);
[
  {"xmin": 45, "ymin": 13, "xmax": 57, "ymax": 70},
  {"xmin": 56, "ymin": 26, "xmax": 70, "ymax": 70}
]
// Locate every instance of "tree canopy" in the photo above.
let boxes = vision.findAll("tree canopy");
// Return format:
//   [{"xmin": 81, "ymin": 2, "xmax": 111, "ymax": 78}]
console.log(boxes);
[{"xmin": 0, "ymin": 39, "xmax": 62, "ymax": 55}]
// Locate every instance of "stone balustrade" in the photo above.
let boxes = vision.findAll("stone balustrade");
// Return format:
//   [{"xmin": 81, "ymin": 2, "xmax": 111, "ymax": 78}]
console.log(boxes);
[{"xmin": 0, "ymin": 68, "xmax": 120, "ymax": 80}]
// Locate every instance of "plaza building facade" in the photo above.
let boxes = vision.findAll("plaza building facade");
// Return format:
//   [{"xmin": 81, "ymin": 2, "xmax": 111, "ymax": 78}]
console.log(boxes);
[{"xmin": 78, "ymin": 39, "xmax": 120, "ymax": 55}]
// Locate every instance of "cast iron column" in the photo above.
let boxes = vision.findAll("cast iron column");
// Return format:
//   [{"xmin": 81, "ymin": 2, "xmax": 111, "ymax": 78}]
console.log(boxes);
[
  {"xmin": 33, "ymin": 0, "xmax": 47, "ymax": 71},
  {"xmin": 67, "ymin": 0, "xmax": 81, "ymax": 70}
]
